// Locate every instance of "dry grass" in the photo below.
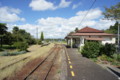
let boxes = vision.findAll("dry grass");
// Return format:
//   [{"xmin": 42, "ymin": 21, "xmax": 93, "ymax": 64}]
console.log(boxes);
[{"xmin": 0, "ymin": 43, "xmax": 54, "ymax": 80}]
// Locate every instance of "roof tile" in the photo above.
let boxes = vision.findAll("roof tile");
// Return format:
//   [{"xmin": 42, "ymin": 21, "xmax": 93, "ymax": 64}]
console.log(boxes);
[{"xmin": 77, "ymin": 26, "xmax": 103, "ymax": 33}]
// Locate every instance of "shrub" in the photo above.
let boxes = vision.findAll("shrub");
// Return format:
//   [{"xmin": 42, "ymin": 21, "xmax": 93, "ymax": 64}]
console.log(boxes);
[
  {"xmin": 2, "ymin": 51, "xmax": 26, "ymax": 56},
  {"xmin": 112, "ymin": 53, "xmax": 120, "ymax": 62},
  {"xmin": 81, "ymin": 42, "xmax": 101, "ymax": 58},
  {"xmin": 100, "ymin": 43, "xmax": 116, "ymax": 57},
  {"xmin": 99, "ymin": 54, "xmax": 113, "ymax": 62},
  {"xmin": 111, "ymin": 61, "xmax": 120, "ymax": 66},
  {"xmin": 38, "ymin": 40, "xmax": 42, "ymax": 45},
  {"xmin": 99, "ymin": 54, "xmax": 108, "ymax": 61},
  {"xmin": 117, "ymin": 54, "xmax": 120, "ymax": 62},
  {"xmin": 0, "ymin": 48, "xmax": 3, "ymax": 51},
  {"xmin": 14, "ymin": 42, "xmax": 28, "ymax": 51}
]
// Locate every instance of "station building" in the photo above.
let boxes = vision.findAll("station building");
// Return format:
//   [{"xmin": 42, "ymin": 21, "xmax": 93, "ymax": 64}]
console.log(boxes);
[{"xmin": 65, "ymin": 27, "xmax": 116, "ymax": 48}]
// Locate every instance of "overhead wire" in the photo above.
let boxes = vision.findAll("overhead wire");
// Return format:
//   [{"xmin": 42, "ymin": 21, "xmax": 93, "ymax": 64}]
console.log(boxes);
[{"xmin": 79, "ymin": 0, "xmax": 97, "ymax": 27}]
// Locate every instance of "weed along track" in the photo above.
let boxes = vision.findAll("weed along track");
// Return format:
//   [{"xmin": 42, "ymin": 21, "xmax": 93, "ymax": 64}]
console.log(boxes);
[
  {"xmin": 0, "ymin": 44, "xmax": 54, "ymax": 72},
  {"xmin": 8, "ymin": 44, "xmax": 61, "ymax": 80},
  {"xmin": 0, "ymin": 56, "xmax": 29, "ymax": 70}
]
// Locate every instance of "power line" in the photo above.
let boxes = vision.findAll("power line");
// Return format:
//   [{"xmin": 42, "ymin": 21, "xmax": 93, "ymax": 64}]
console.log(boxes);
[{"xmin": 79, "ymin": 0, "xmax": 97, "ymax": 27}]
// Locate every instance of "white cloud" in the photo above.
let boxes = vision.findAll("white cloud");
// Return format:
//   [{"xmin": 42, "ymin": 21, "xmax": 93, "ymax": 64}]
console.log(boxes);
[
  {"xmin": 29, "ymin": 0, "xmax": 56, "ymax": 11},
  {"xmin": 76, "ymin": 8, "xmax": 102, "ymax": 20},
  {"xmin": 58, "ymin": 0, "xmax": 71, "ymax": 8},
  {"xmin": 0, "ymin": 7, "xmax": 25, "ymax": 22},
  {"xmin": 29, "ymin": 0, "xmax": 71, "ymax": 11},
  {"xmin": 72, "ymin": 2, "xmax": 82, "ymax": 9},
  {"xmin": 7, "ymin": 8, "xmax": 115, "ymax": 38}
]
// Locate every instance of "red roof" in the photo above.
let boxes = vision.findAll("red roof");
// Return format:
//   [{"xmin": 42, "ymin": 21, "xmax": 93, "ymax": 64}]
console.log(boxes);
[
  {"xmin": 77, "ymin": 27, "xmax": 103, "ymax": 33},
  {"xmin": 71, "ymin": 33, "xmax": 114, "ymax": 36}
]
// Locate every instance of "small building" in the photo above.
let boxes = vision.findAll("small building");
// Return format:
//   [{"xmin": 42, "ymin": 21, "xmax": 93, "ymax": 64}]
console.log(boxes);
[{"xmin": 65, "ymin": 27, "xmax": 116, "ymax": 48}]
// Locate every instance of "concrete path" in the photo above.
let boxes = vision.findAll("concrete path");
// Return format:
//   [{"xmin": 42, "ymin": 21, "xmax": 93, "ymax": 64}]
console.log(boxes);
[{"xmin": 66, "ymin": 48, "xmax": 118, "ymax": 80}]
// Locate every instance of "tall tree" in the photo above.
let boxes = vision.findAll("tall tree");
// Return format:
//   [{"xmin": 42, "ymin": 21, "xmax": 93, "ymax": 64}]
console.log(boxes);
[
  {"xmin": 103, "ymin": 2, "xmax": 120, "ymax": 20},
  {"xmin": 0, "ymin": 23, "xmax": 7, "ymax": 47},
  {"xmin": 103, "ymin": 2, "xmax": 120, "ymax": 51},
  {"xmin": 40, "ymin": 32, "xmax": 44, "ymax": 41}
]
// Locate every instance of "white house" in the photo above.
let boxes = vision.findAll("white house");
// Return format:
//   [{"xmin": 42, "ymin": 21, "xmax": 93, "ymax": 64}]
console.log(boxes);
[{"xmin": 65, "ymin": 27, "xmax": 116, "ymax": 48}]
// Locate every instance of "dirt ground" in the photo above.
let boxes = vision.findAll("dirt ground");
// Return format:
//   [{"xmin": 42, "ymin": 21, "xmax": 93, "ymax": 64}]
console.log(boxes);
[
  {"xmin": 0, "ymin": 44, "xmax": 54, "ymax": 80},
  {"xmin": 7, "ymin": 44, "xmax": 68, "ymax": 80}
]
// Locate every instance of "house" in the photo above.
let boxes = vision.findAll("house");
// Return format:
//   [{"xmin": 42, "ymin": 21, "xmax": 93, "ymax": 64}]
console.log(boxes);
[{"xmin": 65, "ymin": 27, "xmax": 116, "ymax": 48}]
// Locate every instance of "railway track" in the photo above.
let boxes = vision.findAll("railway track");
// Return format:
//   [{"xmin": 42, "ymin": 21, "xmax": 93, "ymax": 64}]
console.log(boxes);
[{"xmin": 8, "ymin": 44, "xmax": 61, "ymax": 80}]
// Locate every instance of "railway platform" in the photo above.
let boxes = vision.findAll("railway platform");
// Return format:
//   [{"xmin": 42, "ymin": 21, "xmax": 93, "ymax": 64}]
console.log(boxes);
[{"xmin": 66, "ymin": 48, "xmax": 118, "ymax": 80}]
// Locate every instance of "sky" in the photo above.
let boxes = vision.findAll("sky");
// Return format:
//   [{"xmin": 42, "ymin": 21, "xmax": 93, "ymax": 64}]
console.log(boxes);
[{"xmin": 0, "ymin": 0, "xmax": 120, "ymax": 39}]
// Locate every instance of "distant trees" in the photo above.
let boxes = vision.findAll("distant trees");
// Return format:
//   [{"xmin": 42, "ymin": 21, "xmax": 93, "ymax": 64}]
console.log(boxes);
[
  {"xmin": 13, "ymin": 26, "xmax": 19, "ymax": 34},
  {"xmin": 38, "ymin": 32, "xmax": 44, "ymax": 45},
  {"xmin": 0, "ymin": 23, "xmax": 36, "ymax": 51},
  {"xmin": 40, "ymin": 32, "xmax": 44, "ymax": 41},
  {"xmin": 0, "ymin": 23, "xmax": 8, "ymax": 47},
  {"xmin": 75, "ymin": 27, "xmax": 79, "ymax": 32},
  {"xmin": 105, "ymin": 22, "xmax": 119, "ymax": 34},
  {"xmin": 12, "ymin": 26, "xmax": 36, "ymax": 45},
  {"xmin": 3, "ymin": 32, "xmax": 14, "ymax": 46}
]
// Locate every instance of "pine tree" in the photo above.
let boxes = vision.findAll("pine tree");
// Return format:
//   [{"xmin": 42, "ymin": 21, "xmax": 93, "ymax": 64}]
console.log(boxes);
[{"xmin": 40, "ymin": 32, "xmax": 44, "ymax": 41}]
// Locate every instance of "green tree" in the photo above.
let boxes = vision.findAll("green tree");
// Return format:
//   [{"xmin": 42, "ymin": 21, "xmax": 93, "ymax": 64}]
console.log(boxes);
[
  {"xmin": 75, "ymin": 27, "xmax": 79, "ymax": 32},
  {"xmin": 13, "ymin": 42, "xmax": 28, "ymax": 51},
  {"xmin": 105, "ymin": 22, "xmax": 119, "ymax": 34},
  {"xmin": 0, "ymin": 23, "xmax": 7, "ymax": 47},
  {"xmin": 12, "ymin": 26, "xmax": 19, "ymax": 34},
  {"xmin": 103, "ymin": 2, "xmax": 120, "ymax": 20},
  {"xmin": 12, "ymin": 26, "xmax": 36, "ymax": 49},
  {"xmin": 3, "ymin": 32, "xmax": 14, "ymax": 46},
  {"xmin": 40, "ymin": 32, "xmax": 44, "ymax": 41}
]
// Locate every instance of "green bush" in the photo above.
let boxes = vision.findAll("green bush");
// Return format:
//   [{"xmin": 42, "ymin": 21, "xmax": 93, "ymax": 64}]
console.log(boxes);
[
  {"xmin": 0, "ymin": 48, "xmax": 3, "ymax": 51},
  {"xmin": 99, "ymin": 54, "xmax": 108, "ymax": 61},
  {"xmin": 111, "ymin": 61, "xmax": 120, "ymax": 66},
  {"xmin": 14, "ymin": 42, "xmax": 28, "ymax": 51},
  {"xmin": 100, "ymin": 43, "xmax": 116, "ymax": 57},
  {"xmin": 81, "ymin": 42, "xmax": 101, "ymax": 58},
  {"xmin": 99, "ymin": 54, "xmax": 113, "ymax": 62},
  {"xmin": 112, "ymin": 53, "xmax": 120, "ymax": 62},
  {"xmin": 38, "ymin": 40, "xmax": 43, "ymax": 45},
  {"xmin": 117, "ymin": 54, "xmax": 120, "ymax": 62}
]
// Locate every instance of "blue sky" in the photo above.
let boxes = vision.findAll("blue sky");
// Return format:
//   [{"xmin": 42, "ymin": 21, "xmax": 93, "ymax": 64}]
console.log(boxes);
[{"xmin": 0, "ymin": 0, "xmax": 120, "ymax": 38}]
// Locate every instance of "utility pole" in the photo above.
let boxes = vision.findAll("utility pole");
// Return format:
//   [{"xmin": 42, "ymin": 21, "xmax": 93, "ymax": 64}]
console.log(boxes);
[
  {"xmin": 36, "ymin": 27, "xmax": 39, "ymax": 44},
  {"xmin": 118, "ymin": 22, "xmax": 120, "ymax": 52}
]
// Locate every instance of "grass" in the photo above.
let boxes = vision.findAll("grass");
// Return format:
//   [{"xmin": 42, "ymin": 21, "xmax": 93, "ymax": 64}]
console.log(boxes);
[
  {"xmin": 91, "ymin": 54, "xmax": 120, "ymax": 67},
  {"xmin": 0, "ymin": 43, "xmax": 54, "ymax": 79},
  {"xmin": 0, "ymin": 45, "xmax": 16, "ymax": 50}
]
